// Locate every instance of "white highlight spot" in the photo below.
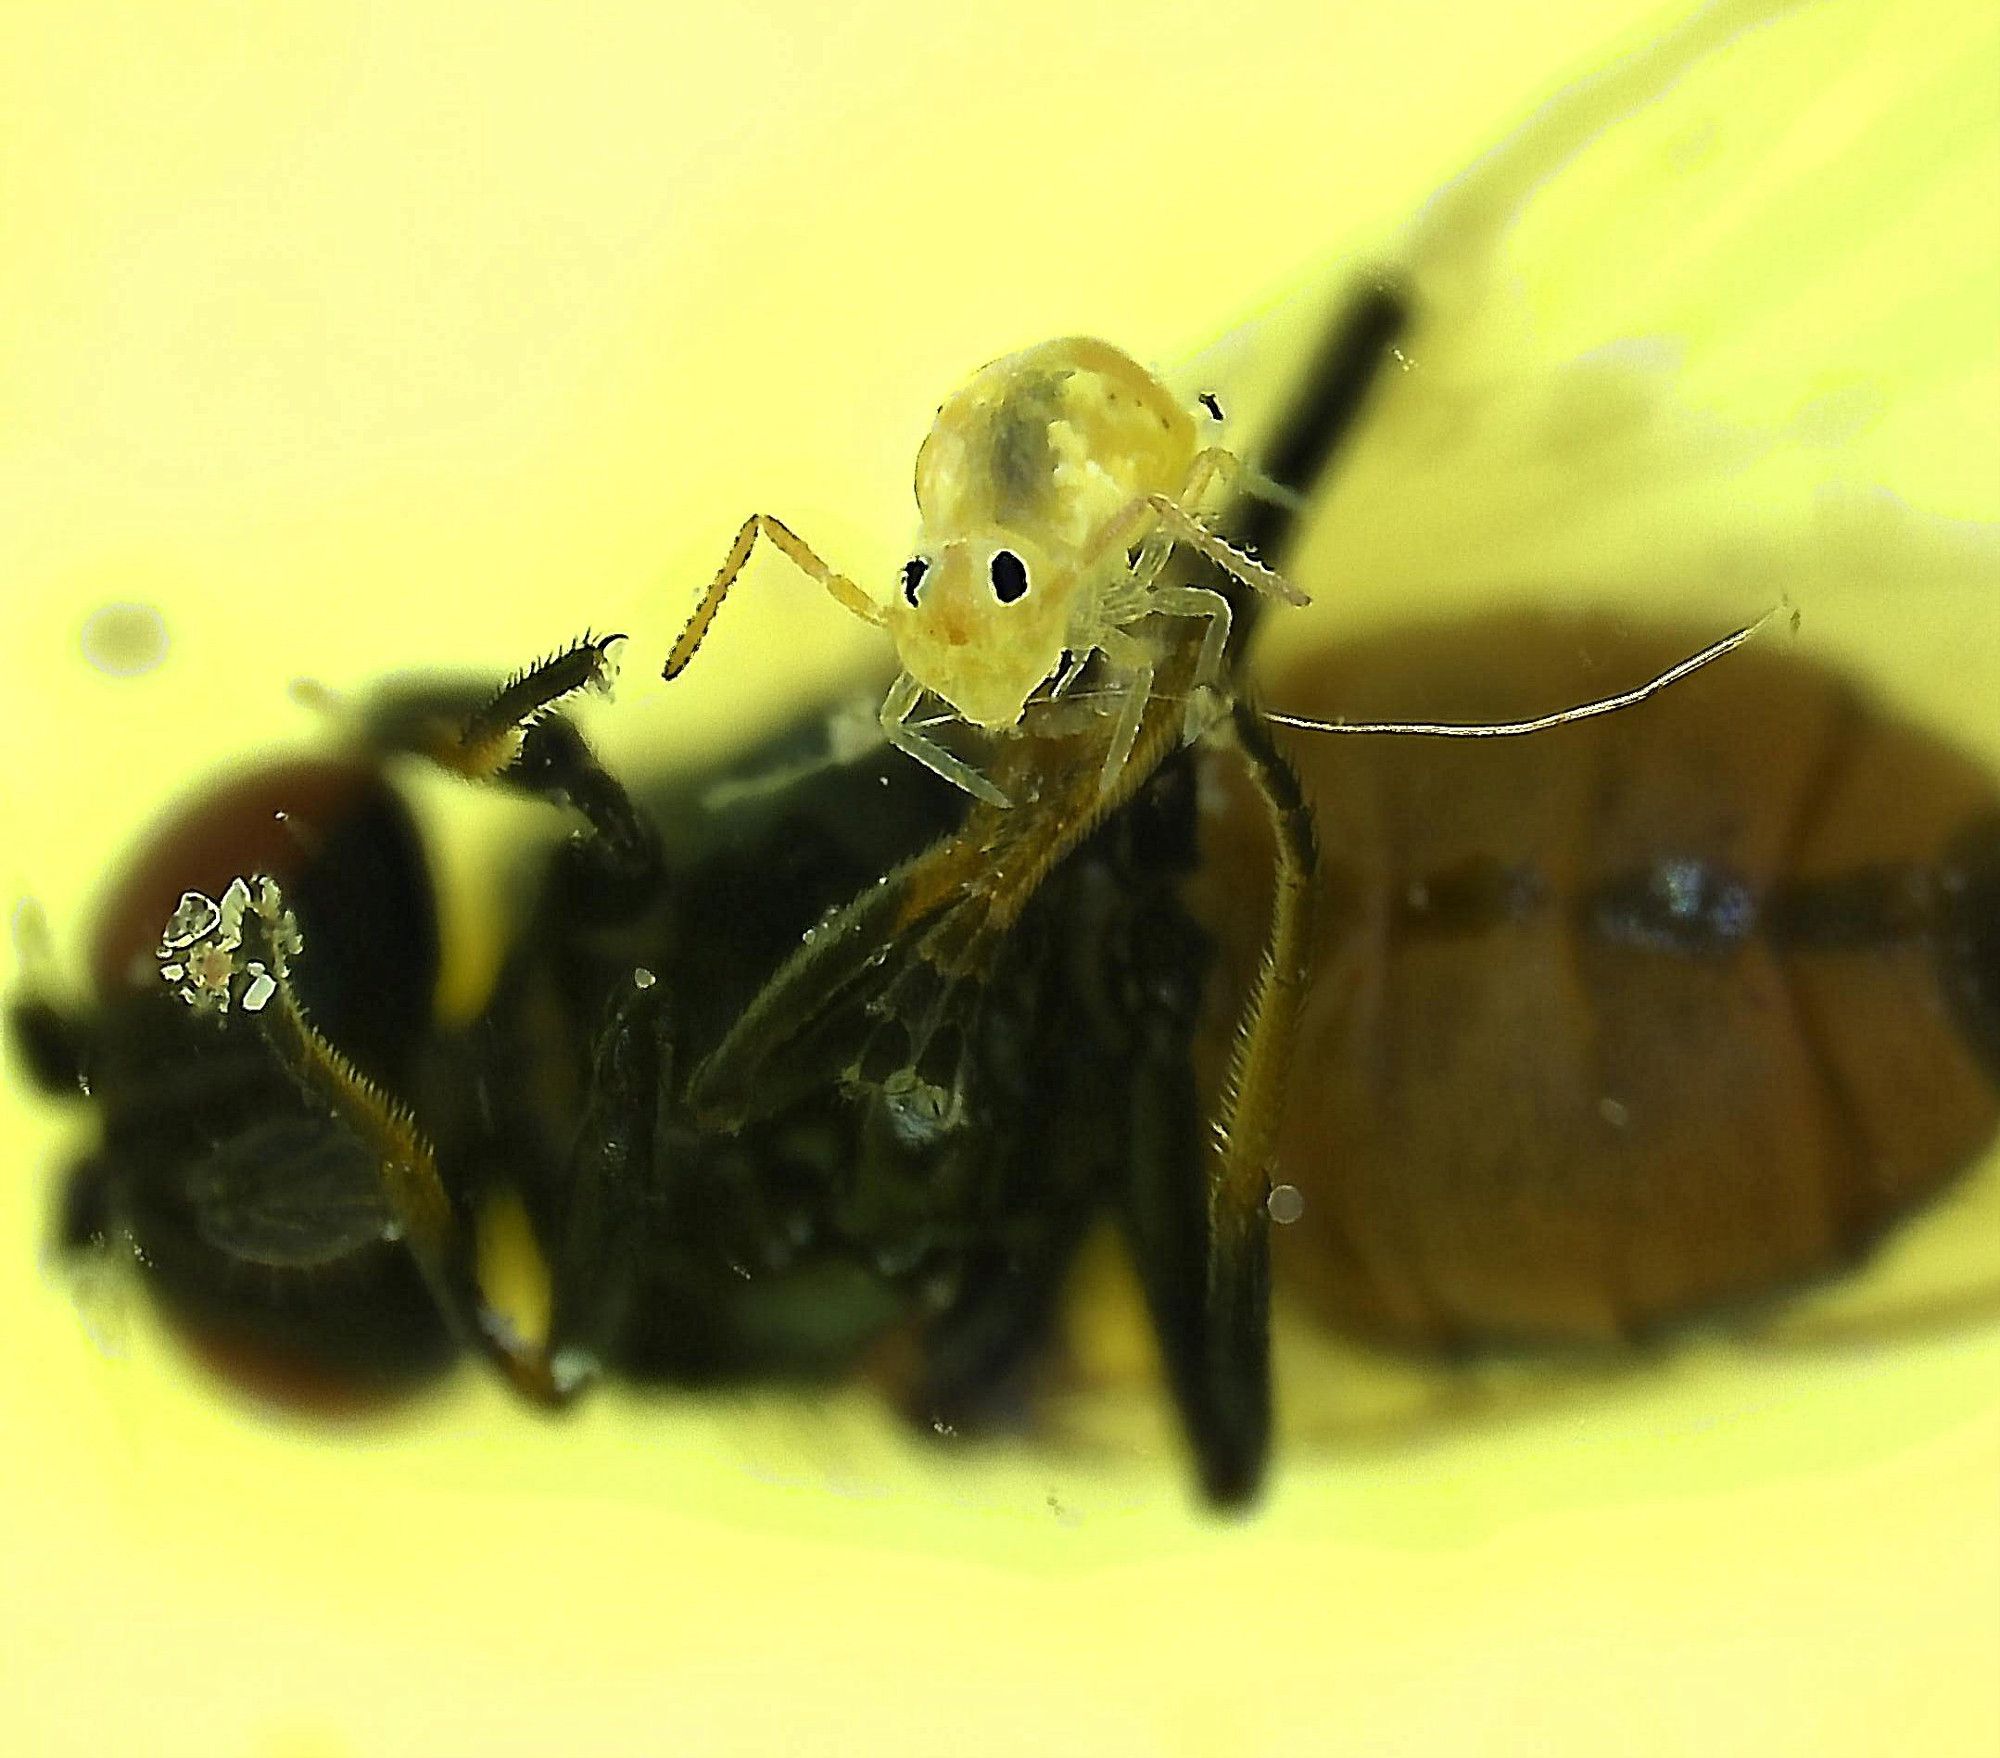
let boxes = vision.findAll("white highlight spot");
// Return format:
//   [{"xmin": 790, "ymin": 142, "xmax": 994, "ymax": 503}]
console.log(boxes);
[
  {"xmin": 158, "ymin": 891, "xmax": 221, "ymax": 953},
  {"xmin": 590, "ymin": 636, "xmax": 627, "ymax": 697},
  {"xmin": 551, "ymin": 1348, "xmax": 601, "ymax": 1396}
]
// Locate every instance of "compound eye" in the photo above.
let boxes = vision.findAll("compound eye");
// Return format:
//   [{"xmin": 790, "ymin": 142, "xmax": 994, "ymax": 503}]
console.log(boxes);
[
  {"xmin": 900, "ymin": 556, "xmax": 931, "ymax": 608},
  {"xmin": 989, "ymin": 549, "xmax": 1030, "ymax": 604}
]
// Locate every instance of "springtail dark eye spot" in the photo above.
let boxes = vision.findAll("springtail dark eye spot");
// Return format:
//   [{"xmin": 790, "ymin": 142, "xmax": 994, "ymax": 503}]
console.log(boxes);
[
  {"xmin": 668, "ymin": 337, "xmax": 1312, "ymax": 803},
  {"xmin": 989, "ymin": 549, "xmax": 1030, "ymax": 603}
]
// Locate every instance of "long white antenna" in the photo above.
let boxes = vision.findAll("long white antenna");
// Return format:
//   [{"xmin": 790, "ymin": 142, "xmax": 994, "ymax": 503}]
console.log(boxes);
[{"xmin": 1264, "ymin": 604, "xmax": 1789, "ymax": 740}]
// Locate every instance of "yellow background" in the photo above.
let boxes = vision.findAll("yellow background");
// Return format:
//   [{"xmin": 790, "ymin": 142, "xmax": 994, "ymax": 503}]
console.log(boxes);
[{"xmin": 2, "ymin": 1, "xmax": 1995, "ymax": 1754}]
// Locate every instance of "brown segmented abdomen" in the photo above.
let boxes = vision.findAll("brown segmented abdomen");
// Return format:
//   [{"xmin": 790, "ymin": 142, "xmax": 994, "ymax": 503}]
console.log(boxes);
[{"xmin": 1191, "ymin": 611, "xmax": 2000, "ymax": 1352}]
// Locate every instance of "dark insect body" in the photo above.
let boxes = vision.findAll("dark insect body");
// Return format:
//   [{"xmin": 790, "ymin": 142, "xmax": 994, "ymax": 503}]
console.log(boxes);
[
  {"xmin": 16, "ymin": 0, "xmax": 2000, "ymax": 1506},
  {"xmin": 12, "ymin": 257, "xmax": 1999, "ymax": 1508},
  {"xmin": 7, "ymin": 278, "xmax": 1396, "ymax": 1504},
  {"xmin": 11, "ymin": 658, "xmax": 1293, "ymax": 1500}
]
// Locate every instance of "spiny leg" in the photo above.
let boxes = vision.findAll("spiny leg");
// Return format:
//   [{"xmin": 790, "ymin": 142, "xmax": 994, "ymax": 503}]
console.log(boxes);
[
  {"xmin": 1078, "ymin": 481, "xmax": 1310, "ymax": 626},
  {"xmin": 1125, "ymin": 445, "xmax": 1244, "ymax": 594},
  {"xmin": 1139, "ymin": 492, "xmax": 1309, "ymax": 608},
  {"xmin": 1121, "ymin": 280, "xmax": 1412, "ymax": 681},
  {"xmin": 155, "ymin": 876, "xmax": 570, "ymax": 1403},
  {"xmin": 664, "ymin": 513, "xmax": 885, "ymax": 682},
  {"xmin": 1197, "ymin": 697, "xmax": 1321, "ymax": 1498},
  {"xmin": 440, "ymin": 631, "xmax": 626, "ymax": 781},
  {"xmin": 369, "ymin": 631, "xmax": 657, "ymax": 879},
  {"xmin": 880, "ymin": 669, "xmax": 1011, "ymax": 809}
]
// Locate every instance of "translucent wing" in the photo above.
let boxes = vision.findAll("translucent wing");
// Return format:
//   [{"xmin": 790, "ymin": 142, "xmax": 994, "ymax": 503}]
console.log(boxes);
[{"xmin": 184, "ymin": 1115, "xmax": 398, "ymax": 1268}]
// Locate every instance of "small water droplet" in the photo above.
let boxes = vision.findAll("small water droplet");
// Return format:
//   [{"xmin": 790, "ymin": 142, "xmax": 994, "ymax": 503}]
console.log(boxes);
[{"xmin": 79, "ymin": 602, "xmax": 169, "ymax": 678}]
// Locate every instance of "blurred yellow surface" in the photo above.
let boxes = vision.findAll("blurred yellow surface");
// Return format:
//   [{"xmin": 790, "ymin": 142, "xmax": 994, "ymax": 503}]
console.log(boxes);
[{"xmin": 2, "ymin": 2, "xmax": 1996, "ymax": 1754}]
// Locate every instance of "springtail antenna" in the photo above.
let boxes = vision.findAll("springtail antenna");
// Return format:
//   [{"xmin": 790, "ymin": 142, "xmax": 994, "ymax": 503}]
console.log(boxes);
[{"xmin": 1263, "ymin": 604, "xmax": 1790, "ymax": 740}]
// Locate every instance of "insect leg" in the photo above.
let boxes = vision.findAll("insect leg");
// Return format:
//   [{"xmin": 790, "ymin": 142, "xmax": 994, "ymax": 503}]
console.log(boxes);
[
  {"xmin": 1075, "ymin": 486, "xmax": 1310, "ymax": 627},
  {"xmin": 1114, "ymin": 893, "xmax": 1273, "ymax": 1506},
  {"xmin": 1123, "ymin": 1056, "xmax": 1268, "ymax": 1503},
  {"xmin": 1199, "ymin": 698, "xmax": 1320, "ymax": 1498},
  {"xmin": 503, "ymin": 713, "xmax": 660, "ymax": 881},
  {"xmin": 664, "ymin": 513, "xmax": 884, "ymax": 681},
  {"xmin": 1092, "ymin": 629, "xmax": 1155, "ymax": 797},
  {"xmin": 4, "ymin": 902, "xmax": 95, "ymax": 1098},
  {"xmin": 1127, "ymin": 446, "xmax": 1247, "ymax": 589},
  {"xmin": 908, "ymin": 1228, "xmax": 1098, "ymax": 1440},
  {"xmin": 422, "ymin": 631, "xmax": 626, "ymax": 782},
  {"xmin": 6, "ymin": 996, "xmax": 95, "ymax": 1101},
  {"xmin": 541, "ymin": 973, "xmax": 673, "ymax": 1381},
  {"xmin": 1047, "ymin": 648, "xmax": 1091, "ymax": 698},
  {"xmin": 1144, "ymin": 583, "xmax": 1234, "ymax": 743},
  {"xmin": 1178, "ymin": 444, "xmax": 1245, "ymax": 511},
  {"xmin": 880, "ymin": 669, "xmax": 1012, "ymax": 809},
  {"xmin": 361, "ymin": 632, "xmax": 658, "ymax": 879},
  {"xmin": 155, "ymin": 878, "xmax": 570, "ymax": 1404},
  {"xmin": 1139, "ymin": 493, "xmax": 1310, "ymax": 607}
]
